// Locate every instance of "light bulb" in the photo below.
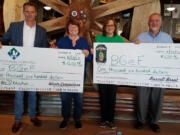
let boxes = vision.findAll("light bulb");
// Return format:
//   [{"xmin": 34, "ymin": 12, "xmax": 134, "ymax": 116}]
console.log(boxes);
[
  {"xmin": 167, "ymin": 7, "xmax": 175, "ymax": 12},
  {"xmin": 44, "ymin": 6, "xmax": 51, "ymax": 11}
]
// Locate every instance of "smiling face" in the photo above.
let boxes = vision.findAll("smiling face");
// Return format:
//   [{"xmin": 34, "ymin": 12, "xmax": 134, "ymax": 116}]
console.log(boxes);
[
  {"xmin": 148, "ymin": 14, "xmax": 162, "ymax": 34},
  {"xmin": 23, "ymin": 5, "xmax": 37, "ymax": 22},
  {"xmin": 68, "ymin": 24, "xmax": 79, "ymax": 36},
  {"xmin": 105, "ymin": 20, "xmax": 116, "ymax": 36}
]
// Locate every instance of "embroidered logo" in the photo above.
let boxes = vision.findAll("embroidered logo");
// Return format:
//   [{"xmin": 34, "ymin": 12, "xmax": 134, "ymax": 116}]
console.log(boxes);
[
  {"xmin": 96, "ymin": 44, "xmax": 107, "ymax": 63},
  {"xmin": 8, "ymin": 48, "xmax": 20, "ymax": 60}
]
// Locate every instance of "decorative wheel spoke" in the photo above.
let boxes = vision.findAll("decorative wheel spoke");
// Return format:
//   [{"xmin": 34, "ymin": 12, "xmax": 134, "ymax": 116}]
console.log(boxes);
[
  {"xmin": 90, "ymin": 0, "xmax": 95, "ymax": 7},
  {"xmin": 69, "ymin": 0, "xmax": 81, "ymax": 4},
  {"xmin": 39, "ymin": 0, "xmax": 69, "ymax": 15},
  {"xmin": 39, "ymin": 17, "xmax": 66, "ymax": 32},
  {"xmin": 90, "ymin": 21, "xmax": 103, "ymax": 32},
  {"xmin": 93, "ymin": 0, "xmax": 155, "ymax": 19},
  {"xmin": 91, "ymin": 29, "xmax": 102, "ymax": 35}
]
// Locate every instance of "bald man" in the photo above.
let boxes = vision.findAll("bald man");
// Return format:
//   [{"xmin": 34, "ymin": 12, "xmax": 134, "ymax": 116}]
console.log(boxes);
[{"xmin": 134, "ymin": 13, "xmax": 173, "ymax": 133}]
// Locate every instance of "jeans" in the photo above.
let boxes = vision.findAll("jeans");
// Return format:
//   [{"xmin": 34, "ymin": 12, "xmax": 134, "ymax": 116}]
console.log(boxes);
[
  {"xmin": 60, "ymin": 92, "xmax": 83, "ymax": 121},
  {"xmin": 99, "ymin": 84, "xmax": 117, "ymax": 122},
  {"xmin": 14, "ymin": 91, "xmax": 37, "ymax": 121}
]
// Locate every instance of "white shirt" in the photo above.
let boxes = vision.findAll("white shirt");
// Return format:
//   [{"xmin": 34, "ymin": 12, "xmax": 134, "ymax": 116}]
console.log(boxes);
[{"xmin": 23, "ymin": 21, "xmax": 36, "ymax": 47}]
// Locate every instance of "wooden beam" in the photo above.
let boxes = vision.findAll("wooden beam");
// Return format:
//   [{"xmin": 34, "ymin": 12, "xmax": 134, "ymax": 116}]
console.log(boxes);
[
  {"xmin": 93, "ymin": 0, "xmax": 155, "ymax": 19},
  {"xmin": 39, "ymin": 16, "xmax": 66, "ymax": 32},
  {"xmin": 38, "ymin": 0, "xmax": 69, "ymax": 15},
  {"xmin": 69, "ymin": 0, "xmax": 80, "ymax": 4},
  {"xmin": 90, "ymin": 0, "xmax": 95, "ymax": 7}
]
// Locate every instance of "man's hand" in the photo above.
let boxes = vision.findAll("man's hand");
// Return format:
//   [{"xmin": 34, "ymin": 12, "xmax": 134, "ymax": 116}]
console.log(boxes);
[
  {"xmin": 134, "ymin": 39, "xmax": 141, "ymax": 44},
  {"xmin": 82, "ymin": 49, "xmax": 89, "ymax": 58}
]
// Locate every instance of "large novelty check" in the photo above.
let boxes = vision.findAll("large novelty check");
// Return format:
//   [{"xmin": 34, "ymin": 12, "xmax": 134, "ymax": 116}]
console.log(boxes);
[
  {"xmin": 0, "ymin": 46, "xmax": 85, "ymax": 92},
  {"xmin": 93, "ymin": 43, "xmax": 180, "ymax": 89}
]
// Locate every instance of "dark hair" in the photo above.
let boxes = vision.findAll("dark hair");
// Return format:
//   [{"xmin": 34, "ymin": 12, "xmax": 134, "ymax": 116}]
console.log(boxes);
[
  {"xmin": 66, "ymin": 19, "xmax": 81, "ymax": 35},
  {"xmin": 23, "ymin": 2, "xmax": 37, "ymax": 11},
  {"xmin": 102, "ymin": 18, "xmax": 117, "ymax": 36}
]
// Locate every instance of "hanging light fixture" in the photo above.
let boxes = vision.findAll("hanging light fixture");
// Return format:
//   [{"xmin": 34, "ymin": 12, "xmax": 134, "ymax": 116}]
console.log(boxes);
[
  {"xmin": 166, "ymin": 0, "xmax": 176, "ymax": 12},
  {"xmin": 44, "ymin": 6, "xmax": 51, "ymax": 11},
  {"xmin": 167, "ymin": 6, "xmax": 176, "ymax": 11}
]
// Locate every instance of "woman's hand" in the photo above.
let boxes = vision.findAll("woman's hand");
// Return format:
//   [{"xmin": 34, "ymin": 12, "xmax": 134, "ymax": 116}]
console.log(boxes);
[
  {"xmin": 0, "ymin": 42, "xmax": 2, "ymax": 48},
  {"xmin": 82, "ymin": 49, "xmax": 89, "ymax": 58},
  {"xmin": 90, "ymin": 48, "xmax": 93, "ymax": 54},
  {"xmin": 134, "ymin": 39, "xmax": 141, "ymax": 44},
  {"xmin": 49, "ymin": 39, "xmax": 58, "ymax": 48}
]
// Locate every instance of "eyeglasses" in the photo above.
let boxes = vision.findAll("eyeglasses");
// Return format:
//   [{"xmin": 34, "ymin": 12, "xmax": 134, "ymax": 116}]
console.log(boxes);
[{"xmin": 106, "ymin": 24, "xmax": 115, "ymax": 27}]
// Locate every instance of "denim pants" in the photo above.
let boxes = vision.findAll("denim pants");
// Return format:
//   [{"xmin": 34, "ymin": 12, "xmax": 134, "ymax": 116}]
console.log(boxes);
[
  {"xmin": 60, "ymin": 92, "xmax": 83, "ymax": 121},
  {"xmin": 14, "ymin": 91, "xmax": 37, "ymax": 121}
]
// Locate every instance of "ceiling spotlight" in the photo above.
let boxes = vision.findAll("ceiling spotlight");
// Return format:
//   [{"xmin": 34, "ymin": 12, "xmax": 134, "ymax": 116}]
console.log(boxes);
[
  {"xmin": 44, "ymin": 6, "xmax": 51, "ymax": 11},
  {"xmin": 167, "ymin": 0, "xmax": 176, "ymax": 12},
  {"xmin": 167, "ymin": 7, "xmax": 176, "ymax": 12}
]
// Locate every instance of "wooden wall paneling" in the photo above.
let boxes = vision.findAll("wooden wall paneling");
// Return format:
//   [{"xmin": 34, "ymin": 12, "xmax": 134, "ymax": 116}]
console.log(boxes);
[
  {"xmin": 3, "ymin": 0, "xmax": 28, "ymax": 32},
  {"xmin": 129, "ymin": 0, "xmax": 160, "ymax": 40}
]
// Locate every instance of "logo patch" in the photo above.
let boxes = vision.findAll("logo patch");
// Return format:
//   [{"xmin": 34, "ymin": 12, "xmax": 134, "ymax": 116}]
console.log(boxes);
[
  {"xmin": 96, "ymin": 44, "xmax": 107, "ymax": 63},
  {"xmin": 8, "ymin": 48, "xmax": 20, "ymax": 60}
]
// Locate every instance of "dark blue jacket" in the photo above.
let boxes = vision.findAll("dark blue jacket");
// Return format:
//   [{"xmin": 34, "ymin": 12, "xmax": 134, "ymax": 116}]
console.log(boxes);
[{"xmin": 1, "ymin": 21, "xmax": 48, "ymax": 48}]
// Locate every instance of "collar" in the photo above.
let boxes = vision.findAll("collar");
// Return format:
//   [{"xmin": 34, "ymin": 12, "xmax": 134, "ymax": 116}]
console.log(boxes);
[
  {"xmin": 148, "ymin": 31, "xmax": 161, "ymax": 38},
  {"xmin": 24, "ymin": 21, "xmax": 36, "ymax": 29}
]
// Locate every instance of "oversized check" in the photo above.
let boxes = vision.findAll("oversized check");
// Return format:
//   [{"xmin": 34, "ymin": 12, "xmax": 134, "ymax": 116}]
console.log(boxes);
[
  {"xmin": 93, "ymin": 43, "xmax": 180, "ymax": 89},
  {"xmin": 0, "ymin": 46, "xmax": 85, "ymax": 92}
]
